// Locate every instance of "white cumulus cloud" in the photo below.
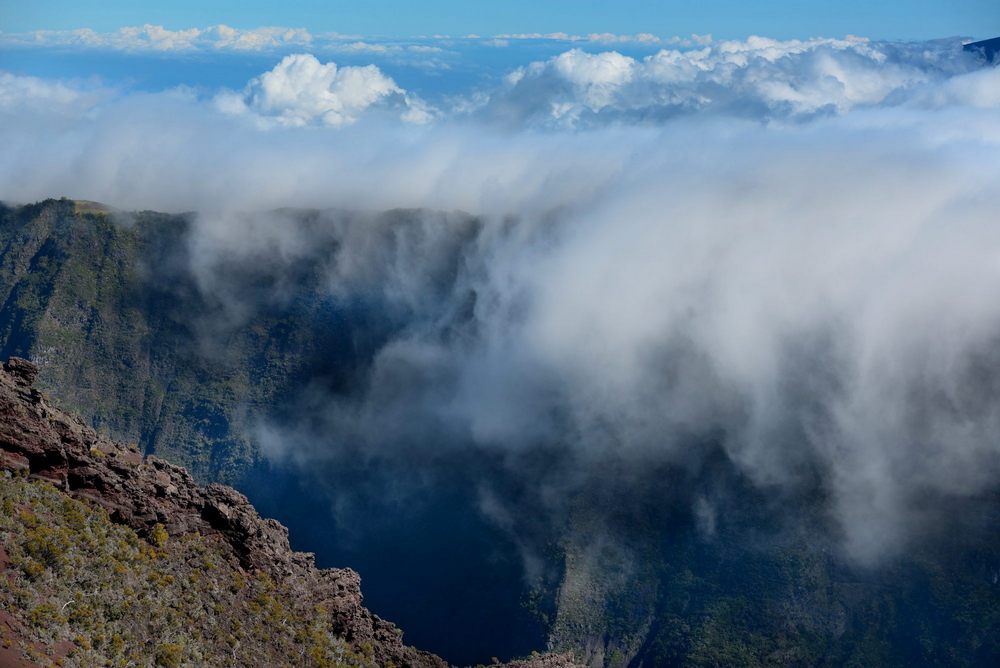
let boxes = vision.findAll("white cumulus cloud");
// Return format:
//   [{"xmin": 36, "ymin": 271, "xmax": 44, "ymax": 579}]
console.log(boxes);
[
  {"xmin": 215, "ymin": 53, "xmax": 432, "ymax": 127},
  {"xmin": 478, "ymin": 36, "xmax": 983, "ymax": 127}
]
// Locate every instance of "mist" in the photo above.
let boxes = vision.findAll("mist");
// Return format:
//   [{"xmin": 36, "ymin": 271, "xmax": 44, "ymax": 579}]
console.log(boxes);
[
  {"xmin": 234, "ymin": 125, "xmax": 1000, "ymax": 565},
  {"xmin": 3, "ymin": 35, "xmax": 1000, "ymax": 567}
]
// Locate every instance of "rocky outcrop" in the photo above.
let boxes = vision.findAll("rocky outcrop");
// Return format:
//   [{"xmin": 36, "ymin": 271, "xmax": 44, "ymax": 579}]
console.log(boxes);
[{"xmin": 0, "ymin": 356, "xmax": 581, "ymax": 668}]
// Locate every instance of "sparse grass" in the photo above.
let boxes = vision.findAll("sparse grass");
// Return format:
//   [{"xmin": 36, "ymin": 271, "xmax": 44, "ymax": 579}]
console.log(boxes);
[{"xmin": 0, "ymin": 475, "xmax": 376, "ymax": 667}]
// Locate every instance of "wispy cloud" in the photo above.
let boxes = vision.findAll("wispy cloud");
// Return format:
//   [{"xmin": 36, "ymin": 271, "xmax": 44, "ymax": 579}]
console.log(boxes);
[
  {"xmin": 0, "ymin": 23, "xmax": 703, "ymax": 53},
  {"xmin": 489, "ymin": 31, "xmax": 710, "ymax": 46},
  {"xmin": 0, "ymin": 71, "xmax": 103, "ymax": 110},
  {"xmin": 4, "ymin": 24, "xmax": 313, "ymax": 52}
]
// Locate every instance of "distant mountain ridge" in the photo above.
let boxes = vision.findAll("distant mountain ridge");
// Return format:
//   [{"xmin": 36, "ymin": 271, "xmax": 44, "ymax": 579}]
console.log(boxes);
[{"xmin": 964, "ymin": 36, "xmax": 1000, "ymax": 62}]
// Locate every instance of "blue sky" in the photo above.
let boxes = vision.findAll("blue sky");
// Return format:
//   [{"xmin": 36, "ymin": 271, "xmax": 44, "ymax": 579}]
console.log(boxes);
[{"xmin": 3, "ymin": 0, "xmax": 998, "ymax": 41}]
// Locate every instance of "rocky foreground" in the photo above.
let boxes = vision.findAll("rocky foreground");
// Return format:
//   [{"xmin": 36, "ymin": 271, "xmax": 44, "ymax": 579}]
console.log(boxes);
[{"xmin": 0, "ymin": 357, "xmax": 580, "ymax": 667}]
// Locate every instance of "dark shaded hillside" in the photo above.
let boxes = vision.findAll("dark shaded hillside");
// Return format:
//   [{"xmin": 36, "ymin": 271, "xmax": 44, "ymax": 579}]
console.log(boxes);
[
  {"xmin": 0, "ymin": 198, "xmax": 379, "ymax": 483},
  {"xmin": 541, "ymin": 461, "xmax": 1000, "ymax": 667}
]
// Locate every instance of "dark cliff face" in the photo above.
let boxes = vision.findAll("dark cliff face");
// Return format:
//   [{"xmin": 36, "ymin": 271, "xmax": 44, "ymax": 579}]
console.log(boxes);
[
  {"xmin": 963, "ymin": 37, "xmax": 1000, "ymax": 62},
  {"xmin": 0, "ymin": 198, "xmax": 310, "ymax": 483},
  {"xmin": 0, "ymin": 355, "xmax": 580, "ymax": 667}
]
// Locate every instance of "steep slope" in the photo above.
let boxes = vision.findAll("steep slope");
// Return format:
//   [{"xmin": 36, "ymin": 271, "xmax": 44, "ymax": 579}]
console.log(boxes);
[
  {"xmin": 0, "ymin": 199, "xmax": 559, "ymax": 665},
  {"xmin": 1, "ymin": 199, "xmax": 216, "ymax": 479},
  {"xmin": 542, "ymin": 472, "xmax": 1000, "ymax": 667},
  {"xmin": 0, "ymin": 198, "xmax": 442, "ymax": 485},
  {"xmin": 0, "ymin": 358, "xmax": 444, "ymax": 666},
  {"xmin": 0, "ymin": 356, "xmax": 581, "ymax": 667},
  {"xmin": 0, "ymin": 475, "xmax": 404, "ymax": 668},
  {"xmin": 0, "ymin": 198, "xmax": 339, "ymax": 483}
]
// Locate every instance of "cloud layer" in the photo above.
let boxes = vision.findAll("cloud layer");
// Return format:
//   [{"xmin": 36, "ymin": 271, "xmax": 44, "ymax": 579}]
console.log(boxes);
[
  {"xmin": 230, "ymin": 118, "xmax": 1000, "ymax": 564},
  {"xmin": 4, "ymin": 35, "xmax": 988, "ymax": 132},
  {"xmin": 1, "ymin": 36, "xmax": 1000, "ymax": 564},
  {"xmin": 3, "ymin": 24, "xmax": 315, "ymax": 52},
  {"xmin": 0, "ymin": 24, "xmax": 709, "ymax": 53},
  {"xmin": 479, "ymin": 36, "xmax": 980, "ymax": 126}
]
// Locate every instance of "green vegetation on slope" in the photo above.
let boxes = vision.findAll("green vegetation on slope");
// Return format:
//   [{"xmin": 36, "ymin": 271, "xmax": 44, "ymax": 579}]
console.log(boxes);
[
  {"xmin": 0, "ymin": 198, "xmax": 344, "ymax": 483},
  {"xmin": 0, "ymin": 473, "xmax": 381, "ymax": 667},
  {"xmin": 545, "ymin": 481, "xmax": 1000, "ymax": 667}
]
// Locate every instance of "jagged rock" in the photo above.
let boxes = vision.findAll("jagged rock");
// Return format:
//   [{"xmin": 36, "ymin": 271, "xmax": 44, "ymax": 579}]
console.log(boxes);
[
  {"xmin": 0, "ymin": 357, "xmax": 583, "ymax": 668},
  {"xmin": 3, "ymin": 357, "xmax": 38, "ymax": 387}
]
